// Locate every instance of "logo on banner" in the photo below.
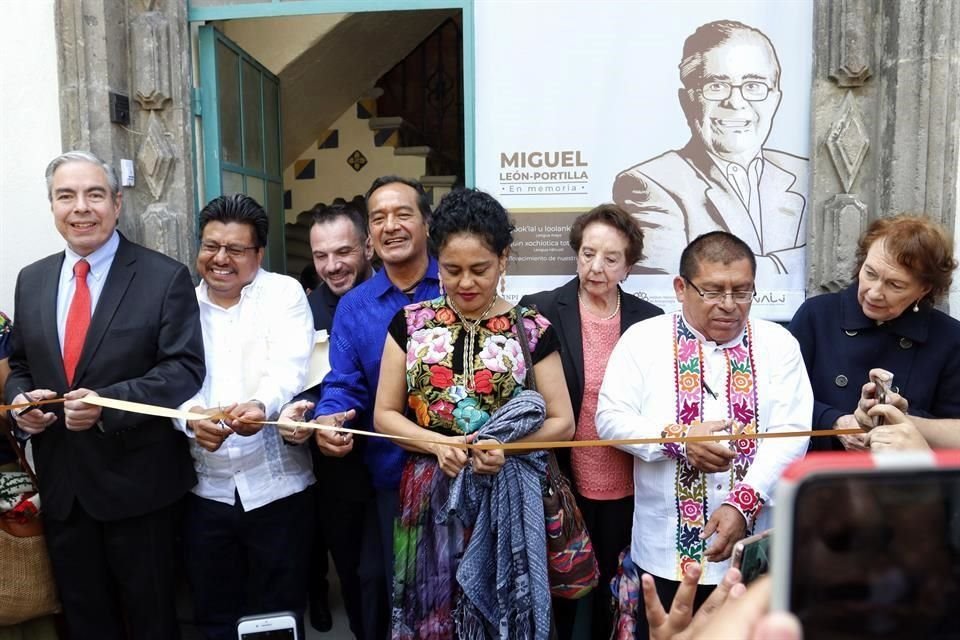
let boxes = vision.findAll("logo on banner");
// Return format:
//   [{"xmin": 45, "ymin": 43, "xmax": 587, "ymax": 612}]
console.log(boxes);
[{"xmin": 498, "ymin": 150, "xmax": 589, "ymax": 196}]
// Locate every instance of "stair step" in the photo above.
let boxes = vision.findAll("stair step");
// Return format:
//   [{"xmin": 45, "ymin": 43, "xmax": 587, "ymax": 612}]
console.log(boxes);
[
  {"xmin": 419, "ymin": 175, "xmax": 458, "ymax": 187},
  {"xmin": 394, "ymin": 145, "xmax": 432, "ymax": 157},
  {"xmin": 367, "ymin": 116, "xmax": 405, "ymax": 131}
]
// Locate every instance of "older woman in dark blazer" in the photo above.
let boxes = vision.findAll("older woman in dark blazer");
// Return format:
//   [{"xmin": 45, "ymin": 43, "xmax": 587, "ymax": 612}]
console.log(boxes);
[
  {"xmin": 788, "ymin": 214, "xmax": 960, "ymax": 451},
  {"xmin": 520, "ymin": 204, "xmax": 662, "ymax": 640}
]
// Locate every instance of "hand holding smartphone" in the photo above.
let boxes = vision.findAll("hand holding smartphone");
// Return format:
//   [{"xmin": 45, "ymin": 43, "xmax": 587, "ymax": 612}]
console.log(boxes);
[{"xmin": 870, "ymin": 370, "xmax": 894, "ymax": 427}]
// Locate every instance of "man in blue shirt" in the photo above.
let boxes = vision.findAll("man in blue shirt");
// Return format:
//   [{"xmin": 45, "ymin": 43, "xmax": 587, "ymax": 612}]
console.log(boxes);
[{"xmin": 285, "ymin": 176, "xmax": 439, "ymax": 639}]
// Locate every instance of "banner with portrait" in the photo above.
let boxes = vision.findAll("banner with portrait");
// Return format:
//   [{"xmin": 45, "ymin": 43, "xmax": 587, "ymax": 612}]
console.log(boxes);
[{"xmin": 474, "ymin": 0, "xmax": 814, "ymax": 320}]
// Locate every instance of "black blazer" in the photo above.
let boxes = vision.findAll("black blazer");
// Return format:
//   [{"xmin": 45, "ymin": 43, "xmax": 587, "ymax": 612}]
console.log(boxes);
[
  {"xmin": 5, "ymin": 235, "xmax": 204, "ymax": 521},
  {"xmin": 520, "ymin": 276, "xmax": 663, "ymax": 431},
  {"xmin": 303, "ymin": 282, "xmax": 374, "ymax": 503}
]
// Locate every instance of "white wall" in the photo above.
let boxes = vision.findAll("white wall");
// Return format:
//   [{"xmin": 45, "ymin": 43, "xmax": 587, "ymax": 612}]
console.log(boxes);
[{"xmin": 0, "ymin": 0, "xmax": 64, "ymax": 316}]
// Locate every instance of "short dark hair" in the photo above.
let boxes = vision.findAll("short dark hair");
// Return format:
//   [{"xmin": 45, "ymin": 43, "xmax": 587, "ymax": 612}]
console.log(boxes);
[
  {"xmin": 679, "ymin": 231, "xmax": 757, "ymax": 280},
  {"xmin": 365, "ymin": 175, "xmax": 432, "ymax": 223},
  {"xmin": 430, "ymin": 188, "xmax": 514, "ymax": 256},
  {"xmin": 854, "ymin": 214, "xmax": 957, "ymax": 305},
  {"xmin": 309, "ymin": 200, "xmax": 368, "ymax": 242},
  {"xmin": 199, "ymin": 194, "xmax": 269, "ymax": 248},
  {"xmin": 679, "ymin": 20, "xmax": 780, "ymax": 90},
  {"xmin": 569, "ymin": 203, "xmax": 645, "ymax": 265}
]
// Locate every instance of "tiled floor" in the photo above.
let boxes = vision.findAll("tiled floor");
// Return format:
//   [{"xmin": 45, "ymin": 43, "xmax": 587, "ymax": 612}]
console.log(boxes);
[{"xmin": 180, "ymin": 553, "xmax": 353, "ymax": 639}]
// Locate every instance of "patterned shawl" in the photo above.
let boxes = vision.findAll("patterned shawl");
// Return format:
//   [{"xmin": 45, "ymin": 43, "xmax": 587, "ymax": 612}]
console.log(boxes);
[{"xmin": 441, "ymin": 390, "xmax": 550, "ymax": 640}]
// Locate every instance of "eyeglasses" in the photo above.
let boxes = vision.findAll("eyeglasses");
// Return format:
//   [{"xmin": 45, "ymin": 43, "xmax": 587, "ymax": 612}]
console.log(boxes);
[
  {"xmin": 698, "ymin": 81, "xmax": 773, "ymax": 102},
  {"xmin": 684, "ymin": 277, "xmax": 755, "ymax": 303},
  {"xmin": 199, "ymin": 241, "xmax": 259, "ymax": 258}
]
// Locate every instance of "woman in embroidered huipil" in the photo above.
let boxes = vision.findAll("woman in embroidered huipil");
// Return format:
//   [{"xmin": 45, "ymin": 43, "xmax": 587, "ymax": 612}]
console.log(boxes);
[
  {"xmin": 788, "ymin": 215, "xmax": 960, "ymax": 451},
  {"xmin": 374, "ymin": 189, "xmax": 575, "ymax": 639},
  {"xmin": 519, "ymin": 204, "xmax": 662, "ymax": 640}
]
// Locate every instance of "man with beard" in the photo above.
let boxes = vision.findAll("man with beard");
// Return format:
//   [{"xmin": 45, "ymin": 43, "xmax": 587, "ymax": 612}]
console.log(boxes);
[
  {"xmin": 281, "ymin": 177, "xmax": 439, "ymax": 639},
  {"xmin": 300, "ymin": 200, "xmax": 375, "ymax": 633}
]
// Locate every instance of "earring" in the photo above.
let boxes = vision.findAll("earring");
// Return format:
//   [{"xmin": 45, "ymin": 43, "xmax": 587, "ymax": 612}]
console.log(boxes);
[
  {"xmin": 438, "ymin": 278, "xmax": 445, "ymax": 297},
  {"xmin": 500, "ymin": 272, "xmax": 506, "ymax": 296},
  {"xmin": 914, "ymin": 299, "xmax": 921, "ymax": 313}
]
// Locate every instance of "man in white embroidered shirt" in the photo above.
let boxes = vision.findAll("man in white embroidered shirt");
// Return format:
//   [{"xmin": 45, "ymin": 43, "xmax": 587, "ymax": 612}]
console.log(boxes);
[
  {"xmin": 177, "ymin": 194, "xmax": 315, "ymax": 639},
  {"xmin": 596, "ymin": 231, "xmax": 811, "ymax": 636}
]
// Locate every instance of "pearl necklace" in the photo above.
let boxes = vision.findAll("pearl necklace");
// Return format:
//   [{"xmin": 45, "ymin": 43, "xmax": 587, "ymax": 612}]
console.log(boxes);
[
  {"xmin": 446, "ymin": 294, "xmax": 500, "ymax": 391},
  {"xmin": 578, "ymin": 289, "xmax": 621, "ymax": 321}
]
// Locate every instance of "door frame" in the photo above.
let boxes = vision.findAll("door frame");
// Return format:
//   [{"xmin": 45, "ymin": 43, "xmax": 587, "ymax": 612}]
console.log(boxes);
[{"xmin": 188, "ymin": 0, "xmax": 476, "ymax": 189}]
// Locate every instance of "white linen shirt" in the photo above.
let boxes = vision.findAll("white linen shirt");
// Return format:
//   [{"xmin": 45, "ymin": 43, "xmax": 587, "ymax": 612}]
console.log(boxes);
[
  {"xmin": 596, "ymin": 312, "xmax": 812, "ymax": 584},
  {"xmin": 177, "ymin": 268, "xmax": 315, "ymax": 511}
]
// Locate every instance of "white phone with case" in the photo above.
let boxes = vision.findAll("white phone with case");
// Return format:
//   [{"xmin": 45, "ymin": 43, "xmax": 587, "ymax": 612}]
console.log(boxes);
[{"xmin": 236, "ymin": 611, "xmax": 298, "ymax": 639}]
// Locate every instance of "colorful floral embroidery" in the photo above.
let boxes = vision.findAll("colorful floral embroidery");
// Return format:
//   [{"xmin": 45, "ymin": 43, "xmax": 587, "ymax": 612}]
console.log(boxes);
[
  {"xmin": 403, "ymin": 299, "xmax": 548, "ymax": 435},
  {"xmin": 671, "ymin": 315, "xmax": 762, "ymax": 578}
]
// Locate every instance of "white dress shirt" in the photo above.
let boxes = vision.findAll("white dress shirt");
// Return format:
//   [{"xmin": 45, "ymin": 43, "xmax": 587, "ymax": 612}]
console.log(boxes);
[
  {"xmin": 596, "ymin": 312, "xmax": 812, "ymax": 584},
  {"xmin": 177, "ymin": 268, "xmax": 315, "ymax": 511},
  {"xmin": 56, "ymin": 230, "xmax": 120, "ymax": 351}
]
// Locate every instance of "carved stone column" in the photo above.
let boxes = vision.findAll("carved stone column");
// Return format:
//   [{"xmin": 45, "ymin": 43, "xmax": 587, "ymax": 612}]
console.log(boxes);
[
  {"xmin": 55, "ymin": 0, "xmax": 198, "ymax": 267},
  {"xmin": 809, "ymin": 0, "xmax": 960, "ymax": 308}
]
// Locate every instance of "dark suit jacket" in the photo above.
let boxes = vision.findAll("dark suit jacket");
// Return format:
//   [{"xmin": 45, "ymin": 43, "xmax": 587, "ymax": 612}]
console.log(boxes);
[
  {"xmin": 5, "ymin": 235, "xmax": 204, "ymax": 521},
  {"xmin": 788, "ymin": 283, "xmax": 960, "ymax": 451},
  {"xmin": 303, "ymin": 282, "xmax": 373, "ymax": 503},
  {"xmin": 613, "ymin": 141, "xmax": 808, "ymax": 275},
  {"xmin": 520, "ymin": 278, "xmax": 663, "ymax": 471}
]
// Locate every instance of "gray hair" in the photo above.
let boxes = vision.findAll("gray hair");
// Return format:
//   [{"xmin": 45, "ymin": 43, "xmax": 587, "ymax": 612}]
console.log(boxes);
[
  {"xmin": 678, "ymin": 20, "xmax": 780, "ymax": 90},
  {"xmin": 45, "ymin": 151, "xmax": 121, "ymax": 201}
]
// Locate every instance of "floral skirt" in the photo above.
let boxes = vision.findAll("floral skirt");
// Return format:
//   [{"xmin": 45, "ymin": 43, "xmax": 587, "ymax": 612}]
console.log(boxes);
[{"xmin": 392, "ymin": 454, "xmax": 470, "ymax": 640}]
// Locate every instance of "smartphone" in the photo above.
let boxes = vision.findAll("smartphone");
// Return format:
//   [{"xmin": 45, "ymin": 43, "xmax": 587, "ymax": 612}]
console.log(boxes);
[
  {"xmin": 237, "ymin": 612, "xmax": 298, "ymax": 639},
  {"xmin": 731, "ymin": 529, "xmax": 771, "ymax": 585},
  {"xmin": 772, "ymin": 451, "xmax": 960, "ymax": 639},
  {"xmin": 870, "ymin": 370, "xmax": 894, "ymax": 426}
]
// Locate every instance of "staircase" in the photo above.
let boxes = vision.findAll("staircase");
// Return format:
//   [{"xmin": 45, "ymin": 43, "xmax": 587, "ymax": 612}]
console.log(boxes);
[{"xmin": 284, "ymin": 16, "xmax": 464, "ymax": 279}]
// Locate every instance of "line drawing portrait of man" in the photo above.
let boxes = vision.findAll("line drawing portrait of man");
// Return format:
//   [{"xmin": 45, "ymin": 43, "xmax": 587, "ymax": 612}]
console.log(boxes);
[{"xmin": 613, "ymin": 19, "xmax": 808, "ymax": 277}]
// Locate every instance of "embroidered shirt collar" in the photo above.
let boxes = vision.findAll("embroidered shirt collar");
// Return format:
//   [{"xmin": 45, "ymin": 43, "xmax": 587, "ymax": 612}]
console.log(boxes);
[
  {"xmin": 679, "ymin": 311, "xmax": 746, "ymax": 349},
  {"xmin": 839, "ymin": 282, "xmax": 929, "ymax": 342}
]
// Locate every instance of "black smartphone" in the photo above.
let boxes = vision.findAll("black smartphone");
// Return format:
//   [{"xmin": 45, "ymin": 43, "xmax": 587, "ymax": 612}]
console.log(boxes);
[
  {"xmin": 731, "ymin": 529, "xmax": 771, "ymax": 584},
  {"xmin": 772, "ymin": 452, "xmax": 960, "ymax": 640}
]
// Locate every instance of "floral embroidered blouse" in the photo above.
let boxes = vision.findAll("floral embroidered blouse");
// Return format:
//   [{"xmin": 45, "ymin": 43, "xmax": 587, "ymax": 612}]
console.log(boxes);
[{"xmin": 388, "ymin": 298, "xmax": 558, "ymax": 436}]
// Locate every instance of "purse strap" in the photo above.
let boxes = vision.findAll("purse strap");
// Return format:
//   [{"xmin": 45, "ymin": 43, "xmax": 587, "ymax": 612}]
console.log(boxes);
[
  {"xmin": 2, "ymin": 414, "xmax": 40, "ymax": 490},
  {"xmin": 514, "ymin": 306, "xmax": 538, "ymax": 393}
]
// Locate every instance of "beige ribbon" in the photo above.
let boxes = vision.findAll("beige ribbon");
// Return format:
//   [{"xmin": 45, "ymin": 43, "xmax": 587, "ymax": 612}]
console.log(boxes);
[{"xmin": 74, "ymin": 395, "xmax": 852, "ymax": 452}]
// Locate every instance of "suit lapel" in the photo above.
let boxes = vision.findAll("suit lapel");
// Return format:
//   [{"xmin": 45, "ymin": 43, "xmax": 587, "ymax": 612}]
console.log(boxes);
[
  {"xmin": 681, "ymin": 143, "xmax": 762, "ymax": 254},
  {"xmin": 42, "ymin": 254, "xmax": 69, "ymax": 389},
  {"xmin": 556, "ymin": 279, "xmax": 585, "ymax": 398},
  {"xmin": 72, "ymin": 238, "xmax": 136, "ymax": 384},
  {"xmin": 757, "ymin": 156, "xmax": 806, "ymax": 251}
]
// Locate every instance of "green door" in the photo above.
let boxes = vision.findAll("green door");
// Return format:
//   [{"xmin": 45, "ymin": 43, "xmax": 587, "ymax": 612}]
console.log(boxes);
[{"xmin": 198, "ymin": 25, "xmax": 285, "ymax": 271}]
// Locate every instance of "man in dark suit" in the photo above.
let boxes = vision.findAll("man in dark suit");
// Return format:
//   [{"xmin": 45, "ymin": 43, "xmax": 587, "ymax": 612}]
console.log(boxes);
[
  {"xmin": 301, "ymin": 200, "xmax": 375, "ymax": 634},
  {"xmin": 5, "ymin": 151, "xmax": 204, "ymax": 639},
  {"xmin": 613, "ymin": 20, "xmax": 807, "ymax": 277}
]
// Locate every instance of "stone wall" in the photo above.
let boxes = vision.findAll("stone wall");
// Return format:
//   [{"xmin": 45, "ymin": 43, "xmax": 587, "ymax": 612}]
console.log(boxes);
[
  {"xmin": 809, "ymin": 0, "xmax": 960, "ymax": 305},
  {"xmin": 56, "ymin": 0, "xmax": 198, "ymax": 268}
]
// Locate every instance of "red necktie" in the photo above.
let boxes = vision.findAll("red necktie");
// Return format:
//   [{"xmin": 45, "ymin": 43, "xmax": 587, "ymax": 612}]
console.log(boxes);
[{"xmin": 63, "ymin": 259, "xmax": 91, "ymax": 385}]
